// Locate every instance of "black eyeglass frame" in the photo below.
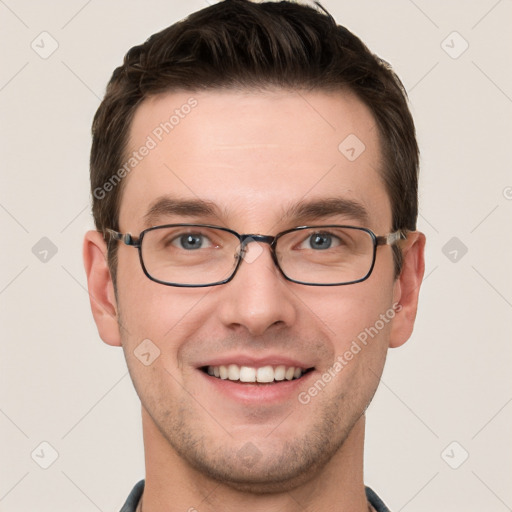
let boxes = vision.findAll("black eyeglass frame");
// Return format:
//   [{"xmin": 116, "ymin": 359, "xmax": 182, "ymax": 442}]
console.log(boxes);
[{"xmin": 106, "ymin": 224, "xmax": 406, "ymax": 288}]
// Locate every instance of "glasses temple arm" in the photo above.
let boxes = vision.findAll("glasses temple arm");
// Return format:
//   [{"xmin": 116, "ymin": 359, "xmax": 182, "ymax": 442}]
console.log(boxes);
[
  {"xmin": 376, "ymin": 229, "xmax": 408, "ymax": 246},
  {"xmin": 104, "ymin": 229, "xmax": 139, "ymax": 246}
]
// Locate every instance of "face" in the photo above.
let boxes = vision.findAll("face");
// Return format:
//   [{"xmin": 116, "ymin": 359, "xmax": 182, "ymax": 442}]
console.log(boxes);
[{"xmin": 109, "ymin": 89, "xmax": 409, "ymax": 490}]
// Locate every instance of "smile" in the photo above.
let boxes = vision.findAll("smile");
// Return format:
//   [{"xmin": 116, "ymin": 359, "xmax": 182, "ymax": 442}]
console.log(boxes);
[{"xmin": 202, "ymin": 364, "xmax": 314, "ymax": 383}]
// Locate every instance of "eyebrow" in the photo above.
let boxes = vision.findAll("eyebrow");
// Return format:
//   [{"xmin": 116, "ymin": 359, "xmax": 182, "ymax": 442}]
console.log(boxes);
[
  {"xmin": 142, "ymin": 195, "xmax": 369, "ymax": 229},
  {"xmin": 282, "ymin": 197, "xmax": 369, "ymax": 225},
  {"xmin": 143, "ymin": 196, "xmax": 220, "ymax": 227}
]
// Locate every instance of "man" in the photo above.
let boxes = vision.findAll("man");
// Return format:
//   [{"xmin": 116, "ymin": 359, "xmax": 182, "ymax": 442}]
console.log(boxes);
[{"xmin": 83, "ymin": 1, "xmax": 425, "ymax": 510}]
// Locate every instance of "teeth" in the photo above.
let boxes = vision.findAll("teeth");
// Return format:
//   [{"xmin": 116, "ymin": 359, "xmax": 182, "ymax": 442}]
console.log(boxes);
[
  {"xmin": 274, "ymin": 365, "xmax": 286, "ymax": 381},
  {"xmin": 219, "ymin": 365, "xmax": 228, "ymax": 380},
  {"xmin": 239, "ymin": 366, "xmax": 256, "ymax": 382},
  {"xmin": 228, "ymin": 364, "xmax": 240, "ymax": 381},
  {"xmin": 205, "ymin": 364, "xmax": 306, "ymax": 383},
  {"xmin": 285, "ymin": 367, "xmax": 295, "ymax": 381},
  {"xmin": 256, "ymin": 365, "xmax": 274, "ymax": 383}
]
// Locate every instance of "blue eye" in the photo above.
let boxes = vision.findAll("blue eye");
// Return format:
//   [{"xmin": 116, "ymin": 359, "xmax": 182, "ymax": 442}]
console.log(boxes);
[
  {"xmin": 308, "ymin": 233, "xmax": 333, "ymax": 250},
  {"xmin": 175, "ymin": 233, "xmax": 210, "ymax": 250}
]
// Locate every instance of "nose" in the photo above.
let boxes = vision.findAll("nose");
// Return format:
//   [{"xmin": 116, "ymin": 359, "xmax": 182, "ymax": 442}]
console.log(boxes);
[{"xmin": 216, "ymin": 241, "xmax": 297, "ymax": 337}]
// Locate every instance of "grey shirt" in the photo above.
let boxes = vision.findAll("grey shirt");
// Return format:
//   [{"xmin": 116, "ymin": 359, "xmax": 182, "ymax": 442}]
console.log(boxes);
[{"xmin": 120, "ymin": 480, "xmax": 391, "ymax": 512}]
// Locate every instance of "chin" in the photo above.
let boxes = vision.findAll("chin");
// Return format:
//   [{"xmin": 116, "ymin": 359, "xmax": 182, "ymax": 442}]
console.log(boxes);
[{"xmin": 170, "ymin": 424, "xmax": 350, "ymax": 494}]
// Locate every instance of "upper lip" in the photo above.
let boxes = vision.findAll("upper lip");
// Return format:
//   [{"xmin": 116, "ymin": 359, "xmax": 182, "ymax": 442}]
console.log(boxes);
[{"xmin": 197, "ymin": 354, "xmax": 314, "ymax": 370}]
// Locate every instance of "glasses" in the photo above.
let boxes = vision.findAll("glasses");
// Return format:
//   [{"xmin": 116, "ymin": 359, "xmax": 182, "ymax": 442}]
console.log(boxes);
[{"xmin": 106, "ymin": 224, "xmax": 406, "ymax": 287}]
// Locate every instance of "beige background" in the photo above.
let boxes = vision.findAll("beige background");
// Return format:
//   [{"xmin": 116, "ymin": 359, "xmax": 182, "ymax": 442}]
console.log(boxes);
[{"xmin": 1, "ymin": 0, "xmax": 511, "ymax": 511}]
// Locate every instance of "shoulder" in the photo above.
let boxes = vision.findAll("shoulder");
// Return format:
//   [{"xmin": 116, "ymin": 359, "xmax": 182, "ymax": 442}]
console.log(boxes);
[
  {"xmin": 119, "ymin": 479, "xmax": 145, "ymax": 512},
  {"xmin": 365, "ymin": 486, "xmax": 392, "ymax": 512}
]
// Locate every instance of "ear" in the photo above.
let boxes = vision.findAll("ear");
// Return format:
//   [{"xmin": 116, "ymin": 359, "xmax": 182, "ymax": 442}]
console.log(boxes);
[
  {"xmin": 83, "ymin": 230, "xmax": 122, "ymax": 347},
  {"xmin": 389, "ymin": 231, "xmax": 426, "ymax": 348}
]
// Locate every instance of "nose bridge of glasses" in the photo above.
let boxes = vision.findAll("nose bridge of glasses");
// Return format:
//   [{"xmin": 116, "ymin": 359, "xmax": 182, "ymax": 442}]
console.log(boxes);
[
  {"xmin": 239, "ymin": 234, "xmax": 276, "ymax": 248},
  {"xmin": 237, "ymin": 234, "xmax": 276, "ymax": 258}
]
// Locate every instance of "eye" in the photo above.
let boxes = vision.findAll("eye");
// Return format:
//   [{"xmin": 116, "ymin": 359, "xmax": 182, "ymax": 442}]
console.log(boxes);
[
  {"xmin": 171, "ymin": 233, "xmax": 213, "ymax": 250},
  {"xmin": 301, "ymin": 232, "xmax": 342, "ymax": 250}
]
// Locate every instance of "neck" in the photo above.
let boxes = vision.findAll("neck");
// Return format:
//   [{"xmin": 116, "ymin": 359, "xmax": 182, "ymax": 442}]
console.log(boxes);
[{"xmin": 139, "ymin": 407, "xmax": 370, "ymax": 512}]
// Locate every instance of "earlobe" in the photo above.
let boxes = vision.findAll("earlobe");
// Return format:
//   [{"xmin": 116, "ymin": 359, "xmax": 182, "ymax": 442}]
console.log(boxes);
[
  {"xmin": 389, "ymin": 231, "xmax": 426, "ymax": 348},
  {"xmin": 83, "ymin": 230, "xmax": 122, "ymax": 347}
]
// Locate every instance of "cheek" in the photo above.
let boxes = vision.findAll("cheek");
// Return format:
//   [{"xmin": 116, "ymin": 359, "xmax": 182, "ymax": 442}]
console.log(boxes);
[
  {"xmin": 307, "ymin": 277, "xmax": 395, "ymax": 347},
  {"xmin": 116, "ymin": 249, "xmax": 198, "ymax": 335},
  {"xmin": 315, "ymin": 287, "xmax": 395, "ymax": 405},
  {"xmin": 114, "ymin": 262, "xmax": 209, "ymax": 387},
  {"xmin": 116, "ymin": 286, "xmax": 201, "ymax": 410},
  {"xmin": 301, "ymin": 277, "xmax": 396, "ymax": 398}
]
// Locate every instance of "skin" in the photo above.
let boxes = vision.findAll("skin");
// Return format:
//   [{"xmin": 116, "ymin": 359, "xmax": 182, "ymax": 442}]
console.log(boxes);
[{"xmin": 84, "ymin": 89, "xmax": 425, "ymax": 512}]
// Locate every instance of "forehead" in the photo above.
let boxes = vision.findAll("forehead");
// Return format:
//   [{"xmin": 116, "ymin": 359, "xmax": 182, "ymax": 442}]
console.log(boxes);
[{"xmin": 119, "ymin": 88, "xmax": 391, "ymax": 232}]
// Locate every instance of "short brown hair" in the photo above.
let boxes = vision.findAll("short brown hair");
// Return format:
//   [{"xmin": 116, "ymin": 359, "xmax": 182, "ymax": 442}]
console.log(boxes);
[{"xmin": 90, "ymin": 0, "xmax": 419, "ymax": 285}]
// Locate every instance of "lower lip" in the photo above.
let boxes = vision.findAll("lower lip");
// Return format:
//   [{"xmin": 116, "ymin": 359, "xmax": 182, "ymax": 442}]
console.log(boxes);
[{"xmin": 198, "ymin": 369, "xmax": 315, "ymax": 404}]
